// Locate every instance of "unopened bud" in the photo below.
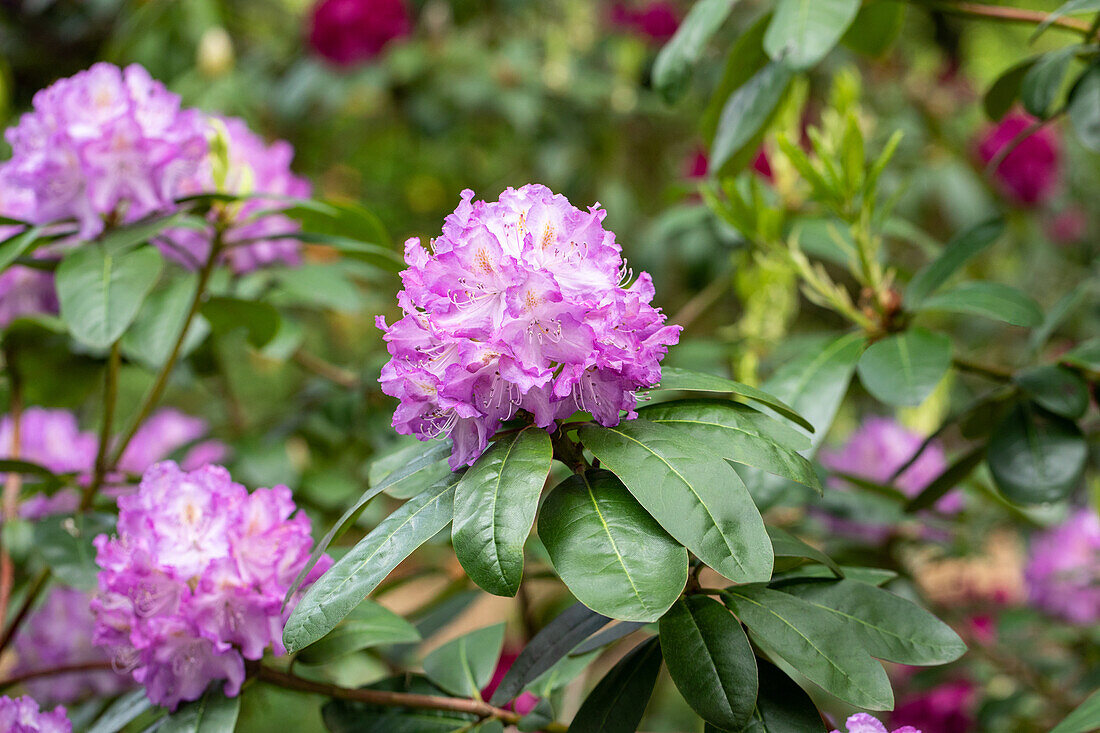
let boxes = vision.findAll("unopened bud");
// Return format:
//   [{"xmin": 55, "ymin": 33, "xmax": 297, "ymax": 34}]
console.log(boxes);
[{"xmin": 198, "ymin": 27, "xmax": 235, "ymax": 78}]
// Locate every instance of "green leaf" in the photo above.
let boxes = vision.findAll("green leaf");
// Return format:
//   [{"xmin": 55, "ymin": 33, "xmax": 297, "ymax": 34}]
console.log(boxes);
[
  {"xmin": 98, "ymin": 212, "xmax": 195, "ymax": 256},
  {"xmin": 904, "ymin": 444, "xmax": 986, "ymax": 513},
  {"xmin": 764, "ymin": 0, "xmax": 860, "ymax": 70},
  {"xmin": 539, "ymin": 469, "xmax": 688, "ymax": 622},
  {"xmin": 733, "ymin": 660, "xmax": 824, "ymax": 732},
  {"xmin": 200, "ymin": 296, "xmax": 279, "ymax": 348},
  {"xmin": 770, "ymin": 565, "xmax": 897, "ymax": 587},
  {"xmin": 655, "ymin": 367, "xmax": 813, "ymax": 432},
  {"xmin": 120, "ymin": 274, "xmax": 210, "ymax": 369},
  {"xmin": 904, "ymin": 218, "xmax": 1005, "ymax": 307},
  {"xmin": 284, "ymin": 198, "xmax": 391, "ymax": 248},
  {"xmin": 857, "ymin": 328, "xmax": 951, "ymax": 407},
  {"xmin": 322, "ymin": 676, "xmax": 476, "ymax": 733},
  {"xmin": 767, "ymin": 525, "xmax": 843, "ymax": 578},
  {"xmin": 988, "ymin": 404, "xmax": 1087, "ymax": 504},
  {"xmin": 984, "ymin": 59, "xmax": 1039, "ymax": 121},
  {"xmin": 283, "ymin": 231, "xmax": 403, "ymax": 272},
  {"xmin": 580, "ymin": 420, "xmax": 772, "ymax": 583},
  {"xmin": 369, "ymin": 441, "xmax": 453, "ymax": 499},
  {"xmin": 1068, "ymin": 63, "xmax": 1100, "ymax": 151},
  {"xmin": 453, "ymin": 427, "xmax": 552, "ymax": 597},
  {"xmin": 56, "ymin": 243, "xmax": 163, "ymax": 349},
  {"xmin": 422, "ymin": 623, "xmax": 506, "ymax": 697},
  {"xmin": 571, "ymin": 621, "xmax": 650, "ymax": 656},
  {"xmin": 641, "ymin": 398, "xmax": 809, "ymax": 451},
  {"xmin": 1022, "ymin": 47, "xmax": 1076, "ymax": 119},
  {"xmin": 710, "ymin": 61, "xmax": 794, "ymax": 173},
  {"xmin": 1051, "ymin": 687, "xmax": 1100, "ymax": 733},
  {"xmin": 841, "ymin": 1, "xmax": 905, "ymax": 57},
  {"xmin": 87, "ymin": 689, "xmax": 153, "ymax": 733},
  {"xmin": 272, "ymin": 263, "xmax": 365, "ymax": 312},
  {"xmin": 780, "ymin": 580, "xmax": 966, "ymax": 665},
  {"xmin": 721, "ymin": 585, "xmax": 893, "ymax": 710},
  {"xmin": 295, "ymin": 599, "xmax": 421, "ymax": 666},
  {"xmin": 526, "ymin": 648, "xmax": 602, "ymax": 697},
  {"xmin": 159, "ymin": 687, "xmax": 240, "ymax": 733},
  {"xmin": 919, "ymin": 282, "xmax": 1043, "ymax": 328},
  {"xmin": 1032, "ymin": 0, "xmax": 1100, "ymax": 40},
  {"xmin": 34, "ymin": 513, "xmax": 116, "ymax": 590},
  {"xmin": 283, "ymin": 473, "xmax": 458, "ymax": 653},
  {"xmin": 0, "ymin": 226, "xmax": 45, "ymax": 273},
  {"xmin": 652, "ymin": 0, "xmax": 738, "ymax": 103},
  {"xmin": 490, "ymin": 603, "xmax": 611, "ymax": 705},
  {"xmin": 1062, "ymin": 337, "xmax": 1100, "ymax": 372},
  {"xmin": 640, "ymin": 400, "xmax": 820, "ymax": 492},
  {"xmin": 1016, "ymin": 365, "xmax": 1089, "ymax": 419},
  {"xmin": 0, "ymin": 459, "xmax": 63, "ymax": 491},
  {"xmin": 660, "ymin": 596, "xmax": 757, "ymax": 730},
  {"xmin": 702, "ymin": 12, "xmax": 772, "ymax": 140},
  {"xmin": 567, "ymin": 638, "xmax": 663, "ymax": 733}
]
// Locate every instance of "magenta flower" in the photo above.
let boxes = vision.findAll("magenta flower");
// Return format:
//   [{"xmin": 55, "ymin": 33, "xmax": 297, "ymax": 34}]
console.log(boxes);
[
  {"xmin": 610, "ymin": 2, "xmax": 680, "ymax": 43},
  {"xmin": 308, "ymin": 0, "xmax": 412, "ymax": 67},
  {"xmin": 1024, "ymin": 508, "xmax": 1100, "ymax": 624},
  {"xmin": 14, "ymin": 587, "xmax": 131, "ymax": 705},
  {"xmin": 892, "ymin": 681, "xmax": 974, "ymax": 733},
  {"xmin": 0, "ymin": 266, "xmax": 58, "ymax": 328},
  {"xmin": 831, "ymin": 713, "xmax": 920, "ymax": 733},
  {"xmin": 977, "ymin": 112, "xmax": 1061, "ymax": 207},
  {"xmin": 0, "ymin": 408, "xmax": 98, "ymax": 476},
  {"xmin": 91, "ymin": 462, "xmax": 331, "ymax": 709},
  {"xmin": 377, "ymin": 185, "xmax": 680, "ymax": 468},
  {"xmin": 118, "ymin": 407, "xmax": 228, "ymax": 475},
  {"xmin": 482, "ymin": 648, "xmax": 539, "ymax": 716},
  {"xmin": 1, "ymin": 63, "xmax": 207, "ymax": 239},
  {"xmin": 0, "ymin": 695, "xmax": 71, "ymax": 733}
]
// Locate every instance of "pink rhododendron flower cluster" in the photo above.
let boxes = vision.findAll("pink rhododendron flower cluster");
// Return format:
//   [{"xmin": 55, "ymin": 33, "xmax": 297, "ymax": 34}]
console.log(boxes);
[
  {"xmin": 1024, "ymin": 508, "xmax": 1100, "ymax": 624},
  {"xmin": 91, "ymin": 462, "xmax": 331, "ymax": 709},
  {"xmin": 892, "ymin": 681, "xmax": 974, "ymax": 733},
  {"xmin": 377, "ymin": 184, "xmax": 681, "ymax": 468},
  {"xmin": 977, "ymin": 112, "xmax": 1061, "ymax": 207},
  {"xmin": 0, "ymin": 174, "xmax": 57, "ymax": 327},
  {"xmin": 609, "ymin": 2, "xmax": 680, "ymax": 43},
  {"xmin": 0, "ymin": 695, "xmax": 71, "ymax": 733},
  {"xmin": 831, "ymin": 713, "xmax": 920, "ymax": 733},
  {"xmin": 14, "ymin": 587, "xmax": 131, "ymax": 704},
  {"xmin": 308, "ymin": 0, "xmax": 412, "ymax": 67}
]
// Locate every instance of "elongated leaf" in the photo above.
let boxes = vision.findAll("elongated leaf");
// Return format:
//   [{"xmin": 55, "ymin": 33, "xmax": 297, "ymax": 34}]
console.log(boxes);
[
  {"xmin": 159, "ymin": 687, "xmax": 239, "ymax": 733},
  {"xmin": 567, "ymin": 638, "xmax": 663, "ymax": 733},
  {"xmin": 767, "ymin": 526, "xmax": 842, "ymax": 578},
  {"xmin": 654, "ymin": 367, "xmax": 812, "ymax": 431},
  {"xmin": 660, "ymin": 596, "xmax": 757, "ymax": 730},
  {"xmin": 905, "ymin": 444, "xmax": 986, "ymax": 513},
  {"xmin": 764, "ymin": 0, "xmax": 860, "ymax": 70},
  {"xmin": 1033, "ymin": 0, "xmax": 1100, "ymax": 40},
  {"xmin": 857, "ymin": 328, "xmax": 951, "ymax": 407},
  {"xmin": 0, "ymin": 459, "xmax": 63, "ymax": 490},
  {"xmin": 988, "ymin": 404, "xmax": 1087, "ymax": 504},
  {"xmin": 722, "ymin": 585, "xmax": 893, "ymax": 710},
  {"xmin": 710, "ymin": 61, "xmax": 793, "ymax": 173},
  {"xmin": 1015, "ymin": 365, "xmax": 1089, "ymax": 419},
  {"xmin": 770, "ymin": 565, "xmax": 897, "ymax": 587},
  {"xmin": 1022, "ymin": 46, "xmax": 1076, "ymax": 118},
  {"xmin": 87, "ymin": 689, "xmax": 153, "ymax": 733},
  {"xmin": 283, "ymin": 473, "xmax": 458, "ymax": 653},
  {"xmin": 121, "ymin": 274, "xmax": 209, "ymax": 369},
  {"xmin": 423, "ymin": 623, "xmax": 506, "ymax": 697},
  {"xmin": 526, "ymin": 648, "xmax": 601, "ymax": 697},
  {"xmin": 296, "ymin": 599, "xmax": 421, "ymax": 666},
  {"xmin": 580, "ymin": 420, "xmax": 772, "ymax": 583},
  {"xmin": 539, "ymin": 470, "xmax": 688, "ymax": 622},
  {"xmin": 0, "ymin": 226, "xmax": 45, "ymax": 272},
  {"xmin": 34, "ymin": 513, "xmax": 116, "ymax": 591},
  {"xmin": 490, "ymin": 602, "xmax": 611, "ymax": 705},
  {"xmin": 369, "ymin": 441, "xmax": 453, "ymax": 499},
  {"xmin": 283, "ymin": 231, "xmax": 403, "ymax": 272},
  {"xmin": 780, "ymin": 580, "xmax": 966, "ymax": 665},
  {"xmin": 1051, "ymin": 687, "xmax": 1100, "ymax": 733},
  {"xmin": 453, "ymin": 427, "xmax": 552, "ymax": 597},
  {"xmin": 1062, "ymin": 337, "xmax": 1100, "ymax": 372},
  {"xmin": 732, "ymin": 660, "xmax": 825, "ymax": 733},
  {"xmin": 100, "ymin": 212, "xmax": 194, "ymax": 256},
  {"xmin": 841, "ymin": 1, "xmax": 905, "ymax": 57},
  {"xmin": 652, "ymin": 0, "xmax": 738, "ymax": 103},
  {"xmin": 1070, "ymin": 63, "xmax": 1100, "ymax": 151},
  {"xmin": 200, "ymin": 296, "xmax": 279, "ymax": 348},
  {"xmin": 322, "ymin": 676, "xmax": 476, "ymax": 733},
  {"xmin": 641, "ymin": 400, "xmax": 819, "ymax": 491},
  {"xmin": 919, "ymin": 282, "xmax": 1043, "ymax": 328},
  {"xmin": 56, "ymin": 244, "xmax": 163, "ymax": 349},
  {"xmin": 985, "ymin": 59, "xmax": 1039, "ymax": 121},
  {"xmin": 904, "ymin": 218, "xmax": 1005, "ymax": 307},
  {"xmin": 702, "ymin": 12, "xmax": 772, "ymax": 140},
  {"xmin": 571, "ymin": 621, "xmax": 650, "ymax": 656},
  {"xmin": 641, "ymin": 399, "xmax": 809, "ymax": 451}
]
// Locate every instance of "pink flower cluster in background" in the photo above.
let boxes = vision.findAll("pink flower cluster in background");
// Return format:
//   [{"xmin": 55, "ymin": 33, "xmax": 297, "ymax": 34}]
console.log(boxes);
[
  {"xmin": 831, "ymin": 713, "xmax": 920, "ymax": 733},
  {"xmin": 892, "ymin": 681, "xmax": 975, "ymax": 733},
  {"xmin": 308, "ymin": 0, "xmax": 411, "ymax": 67},
  {"xmin": 0, "ymin": 695, "xmax": 71, "ymax": 733},
  {"xmin": 377, "ymin": 184, "xmax": 680, "ymax": 467},
  {"xmin": 91, "ymin": 462, "xmax": 331, "ymax": 709},
  {"xmin": 1024, "ymin": 508, "xmax": 1100, "ymax": 624},
  {"xmin": 609, "ymin": 2, "xmax": 680, "ymax": 43},
  {"xmin": 977, "ymin": 112, "xmax": 1061, "ymax": 207}
]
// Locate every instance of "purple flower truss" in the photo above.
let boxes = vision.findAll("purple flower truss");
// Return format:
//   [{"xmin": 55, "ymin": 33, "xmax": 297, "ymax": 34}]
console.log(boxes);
[
  {"xmin": 0, "ymin": 695, "xmax": 71, "ymax": 733},
  {"xmin": 377, "ymin": 184, "xmax": 681, "ymax": 468},
  {"xmin": 308, "ymin": 0, "xmax": 412, "ymax": 67},
  {"xmin": 91, "ymin": 462, "xmax": 331, "ymax": 709},
  {"xmin": 1025, "ymin": 508, "xmax": 1100, "ymax": 625},
  {"xmin": 831, "ymin": 713, "xmax": 920, "ymax": 733}
]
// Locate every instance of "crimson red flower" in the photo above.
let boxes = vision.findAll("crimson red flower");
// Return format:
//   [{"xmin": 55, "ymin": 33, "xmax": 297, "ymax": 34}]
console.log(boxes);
[
  {"xmin": 977, "ymin": 112, "xmax": 1061, "ymax": 207},
  {"xmin": 308, "ymin": 0, "xmax": 412, "ymax": 67}
]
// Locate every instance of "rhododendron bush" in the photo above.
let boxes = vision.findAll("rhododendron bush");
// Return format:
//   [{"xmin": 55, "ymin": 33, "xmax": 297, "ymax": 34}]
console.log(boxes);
[{"xmin": 0, "ymin": 2, "xmax": 1096, "ymax": 733}]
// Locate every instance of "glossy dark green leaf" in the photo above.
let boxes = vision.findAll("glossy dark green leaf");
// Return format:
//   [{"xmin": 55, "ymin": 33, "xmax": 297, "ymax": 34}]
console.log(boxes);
[
  {"xmin": 764, "ymin": 0, "xmax": 860, "ymax": 70},
  {"xmin": 841, "ymin": 1, "xmax": 905, "ymax": 57},
  {"xmin": 490, "ymin": 602, "xmax": 611, "ymax": 705},
  {"xmin": 34, "ymin": 513, "xmax": 116, "ymax": 590},
  {"xmin": 526, "ymin": 648, "xmax": 601, "ymax": 697},
  {"xmin": 87, "ymin": 689, "xmax": 153, "ymax": 733},
  {"xmin": 652, "ymin": 367, "xmax": 813, "ymax": 432},
  {"xmin": 984, "ymin": 59, "xmax": 1039, "ymax": 121},
  {"xmin": 780, "ymin": 580, "xmax": 966, "ymax": 665},
  {"xmin": 988, "ymin": 404, "xmax": 1087, "ymax": 504},
  {"xmin": 1022, "ymin": 47, "xmax": 1076, "ymax": 118},
  {"xmin": 767, "ymin": 526, "xmax": 842, "ymax": 578},
  {"xmin": 56, "ymin": 243, "xmax": 163, "ymax": 349},
  {"xmin": 283, "ymin": 473, "xmax": 458, "ymax": 653},
  {"xmin": 453, "ymin": 427, "xmax": 552, "ymax": 597},
  {"xmin": 722, "ymin": 585, "xmax": 893, "ymax": 710},
  {"xmin": 1051, "ymin": 686, "xmax": 1100, "ymax": 733},
  {"xmin": 904, "ymin": 218, "xmax": 1004, "ymax": 307},
  {"xmin": 710, "ymin": 61, "xmax": 793, "ymax": 174},
  {"xmin": 1016, "ymin": 365, "xmax": 1089, "ymax": 419},
  {"xmin": 660, "ymin": 596, "xmax": 757, "ymax": 730},
  {"xmin": 702, "ymin": 12, "xmax": 772, "ymax": 140},
  {"xmin": 733, "ymin": 661, "xmax": 825, "ymax": 732},
  {"xmin": 770, "ymin": 565, "xmax": 897, "ymax": 587},
  {"xmin": 567, "ymin": 638, "xmax": 663, "ymax": 733},
  {"xmin": 422, "ymin": 623, "xmax": 506, "ymax": 697},
  {"xmin": 580, "ymin": 420, "xmax": 772, "ymax": 583},
  {"xmin": 857, "ymin": 328, "xmax": 951, "ymax": 407},
  {"xmin": 571, "ymin": 621, "xmax": 650, "ymax": 656},
  {"xmin": 1069, "ymin": 64, "xmax": 1100, "ymax": 151},
  {"xmin": 369, "ymin": 441, "xmax": 453, "ymax": 499},
  {"xmin": 200, "ymin": 296, "xmax": 279, "ymax": 348},
  {"xmin": 919, "ymin": 282, "xmax": 1043, "ymax": 328},
  {"xmin": 159, "ymin": 687, "xmax": 239, "ymax": 733},
  {"xmin": 652, "ymin": 0, "xmax": 738, "ymax": 103},
  {"xmin": 904, "ymin": 445, "xmax": 986, "ymax": 513},
  {"xmin": 296, "ymin": 599, "xmax": 421, "ymax": 666},
  {"xmin": 1033, "ymin": 0, "xmax": 1100, "ymax": 40},
  {"xmin": 640, "ymin": 399, "xmax": 819, "ymax": 490},
  {"xmin": 539, "ymin": 469, "xmax": 688, "ymax": 622},
  {"xmin": 120, "ymin": 274, "xmax": 210, "ymax": 369},
  {"xmin": 1062, "ymin": 337, "xmax": 1100, "ymax": 373},
  {"xmin": 322, "ymin": 676, "xmax": 476, "ymax": 733}
]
